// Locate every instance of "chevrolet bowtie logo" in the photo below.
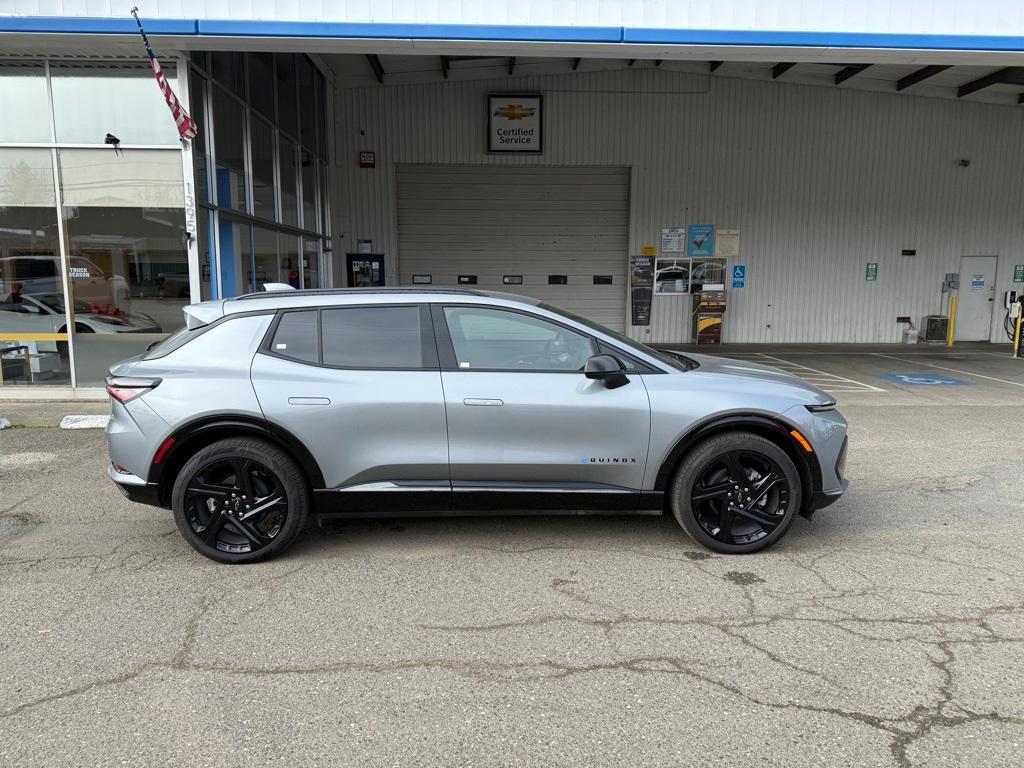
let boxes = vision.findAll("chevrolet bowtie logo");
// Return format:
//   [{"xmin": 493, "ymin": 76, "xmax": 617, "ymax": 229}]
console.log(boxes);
[{"xmin": 493, "ymin": 104, "xmax": 537, "ymax": 120}]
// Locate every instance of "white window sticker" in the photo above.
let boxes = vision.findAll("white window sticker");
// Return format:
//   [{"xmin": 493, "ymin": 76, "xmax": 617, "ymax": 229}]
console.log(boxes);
[
  {"xmin": 275, "ymin": 343, "xmax": 287, "ymax": 350},
  {"xmin": 69, "ymin": 267, "xmax": 90, "ymax": 278},
  {"xmin": 459, "ymin": 362, "xmax": 471, "ymax": 368}
]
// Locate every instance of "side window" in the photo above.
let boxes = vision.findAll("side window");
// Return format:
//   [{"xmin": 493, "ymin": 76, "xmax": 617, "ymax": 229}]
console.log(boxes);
[
  {"xmin": 270, "ymin": 310, "xmax": 319, "ymax": 363},
  {"xmin": 321, "ymin": 306, "xmax": 425, "ymax": 369},
  {"xmin": 443, "ymin": 306, "xmax": 595, "ymax": 371}
]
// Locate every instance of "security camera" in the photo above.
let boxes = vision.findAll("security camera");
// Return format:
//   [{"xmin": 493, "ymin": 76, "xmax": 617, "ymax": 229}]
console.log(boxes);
[{"xmin": 958, "ymin": 158, "xmax": 971, "ymax": 167}]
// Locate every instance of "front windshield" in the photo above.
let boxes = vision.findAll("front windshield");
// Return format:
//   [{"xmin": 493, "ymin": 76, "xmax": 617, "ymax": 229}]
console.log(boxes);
[
  {"xmin": 538, "ymin": 303, "xmax": 698, "ymax": 371},
  {"xmin": 33, "ymin": 294, "xmax": 91, "ymax": 315}
]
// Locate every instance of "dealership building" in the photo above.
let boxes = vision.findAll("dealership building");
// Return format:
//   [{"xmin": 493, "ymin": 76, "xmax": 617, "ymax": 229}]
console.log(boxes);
[{"xmin": 2, "ymin": 1, "xmax": 1024, "ymax": 391}]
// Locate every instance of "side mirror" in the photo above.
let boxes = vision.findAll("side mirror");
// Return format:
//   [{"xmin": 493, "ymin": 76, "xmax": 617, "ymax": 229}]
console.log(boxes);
[{"xmin": 585, "ymin": 354, "xmax": 630, "ymax": 389}]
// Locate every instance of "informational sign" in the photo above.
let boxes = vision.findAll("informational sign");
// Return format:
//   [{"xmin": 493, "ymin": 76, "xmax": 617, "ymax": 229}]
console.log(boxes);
[
  {"xmin": 488, "ymin": 94, "xmax": 542, "ymax": 153},
  {"xmin": 629, "ymin": 254, "xmax": 654, "ymax": 326},
  {"xmin": 660, "ymin": 227, "xmax": 687, "ymax": 253},
  {"xmin": 641, "ymin": 245, "xmax": 657, "ymax": 257},
  {"xmin": 1014, "ymin": 264, "xmax": 1024, "ymax": 283},
  {"xmin": 357, "ymin": 239, "xmax": 372, "ymax": 254},
  {"xmin": 687, "ymin": 225, "xmax": 715, "ymax": 257},
  {"xmin": 970, "ymin": 274, "xmax": 985, "ymax": 291},
  {"xmin": 716, "ymin": 229, "xmax": 740, "ymax": 259},
  {"xmin": 69, "ymin": 266, "xmax": 90, "ymax": 278},
  {"xmin": 877, "ymin": 373, "xmax": 972, "ymax": 386},
  {"xmin": 866, "ymin": 262, "xmax": 878, "ymax": 281},
  {"xmin": 732, "ymin": 265, "xmax": 746, "ymax": 288},
  {"xmin": 358, "ymin": 151, "xmax": 376, "ymax": 168}
]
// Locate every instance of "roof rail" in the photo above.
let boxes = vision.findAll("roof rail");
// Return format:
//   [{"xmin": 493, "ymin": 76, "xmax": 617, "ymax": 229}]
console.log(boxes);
[{"xmin": 232, "ymin": 286, "xmax": 486, "ymax": 301}]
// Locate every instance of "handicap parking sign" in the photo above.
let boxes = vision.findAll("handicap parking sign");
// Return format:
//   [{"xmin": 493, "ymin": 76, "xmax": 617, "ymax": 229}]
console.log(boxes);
[
  {"xmin": 732, "ymin": 265, "xmax": 745, "ymax": 288},
  {"xmin": 876, "ymin": 372, "xmax": 972, "ymax": 386}
]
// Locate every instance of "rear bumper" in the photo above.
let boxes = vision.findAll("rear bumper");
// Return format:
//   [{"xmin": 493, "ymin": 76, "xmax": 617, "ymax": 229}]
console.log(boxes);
[{"xmin": 107, "ymin": 463, "xmax": 163, "ymax": 508}]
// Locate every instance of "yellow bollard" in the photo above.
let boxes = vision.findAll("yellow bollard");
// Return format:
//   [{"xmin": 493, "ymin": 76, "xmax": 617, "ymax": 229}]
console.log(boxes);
[
  {"xmin": 946, "ymin": 295, "xmax": 957, "ymax": 347},
  {"xmin": 1014, "ymin": 312, "xmax": 1022, "ymax": 358}
]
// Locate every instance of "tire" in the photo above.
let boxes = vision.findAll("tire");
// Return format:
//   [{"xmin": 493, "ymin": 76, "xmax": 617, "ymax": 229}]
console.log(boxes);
[
  {"xmin": 171, "ymin": 438, "xmax": 310, "ymax": 564},
  {"xmin": 669, "ymin": 431, "xmax": 802, "ymax": 554}
]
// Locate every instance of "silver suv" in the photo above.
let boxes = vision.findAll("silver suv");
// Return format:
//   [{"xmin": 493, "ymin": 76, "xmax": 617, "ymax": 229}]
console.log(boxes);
[{"xmin": 105, "ymin": 288, "xmax": 848, "ymax": 563}]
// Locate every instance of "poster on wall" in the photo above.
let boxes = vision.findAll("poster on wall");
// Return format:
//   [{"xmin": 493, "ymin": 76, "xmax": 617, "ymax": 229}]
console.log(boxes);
[
  {"xmin": 688, "ymin": 225, "xmax": 716, "ymax": 257},
  {"xmin": 630, "ymin": 254, "xmax": 654, "ymax": 326},
  {"xmin": 716, "ymin": 229, "xmax": 740, "ymax": 259},
  {"xmin": 661, "ymin": 227, "xmax": 687, "ymax": 253},
  {"xmin": 488, "ymin": 94, "xmax": 543, "ymax": 153}
]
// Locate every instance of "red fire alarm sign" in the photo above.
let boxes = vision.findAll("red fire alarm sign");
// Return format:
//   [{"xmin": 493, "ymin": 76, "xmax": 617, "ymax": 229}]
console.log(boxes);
[{"xmin": 359, "ymin": 151, "xmax": 376, "ymax": 168}]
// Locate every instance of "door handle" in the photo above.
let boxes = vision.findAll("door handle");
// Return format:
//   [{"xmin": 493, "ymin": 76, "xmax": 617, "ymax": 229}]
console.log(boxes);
[
  {"xmin": 463, "ymin": 398, "xmax": 503, "ymax": 407},
  {"xmin": 288, "ymin": 397, "xmax": 331, "ymax": 406}
]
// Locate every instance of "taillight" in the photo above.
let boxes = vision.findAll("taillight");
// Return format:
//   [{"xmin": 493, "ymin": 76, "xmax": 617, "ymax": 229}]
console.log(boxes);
[{"xmin": 105, "ymin": 376, "xmax": 161, "ymax": 404}]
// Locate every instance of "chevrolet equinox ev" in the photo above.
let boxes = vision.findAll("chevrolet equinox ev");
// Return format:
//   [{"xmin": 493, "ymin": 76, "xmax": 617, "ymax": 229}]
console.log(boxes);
[{"xmin": 105, "ymin": 288, "xmax": 848, "ymax": 563}]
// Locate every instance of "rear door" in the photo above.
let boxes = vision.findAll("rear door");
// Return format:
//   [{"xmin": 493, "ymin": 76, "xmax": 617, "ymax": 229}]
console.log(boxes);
[
  {"xmin": 251, "ymin": 303, "xmax": 450, "ymax": 510},
  {"xmin": 434, "ymin": 304, "xmax": 652, "ymax": 511}
]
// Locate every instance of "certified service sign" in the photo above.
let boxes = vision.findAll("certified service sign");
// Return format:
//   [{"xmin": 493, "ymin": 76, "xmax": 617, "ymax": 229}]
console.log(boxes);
[{"xmin": 488, "ymin": 94, "xmax": 542, "ymax": 153}]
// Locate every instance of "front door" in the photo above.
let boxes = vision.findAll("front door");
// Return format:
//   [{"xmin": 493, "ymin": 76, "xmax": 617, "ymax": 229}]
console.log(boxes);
[
  {"xmin": 956, "ymin": 256, "xmax": 997, "ymax": 341},
  {"xmin": 435, "ymin": 304, "xmax": 652, "ymax": 511},
  {"xmin": 251, "ymin": 304, "xmax": 450, "ymax": 510}
]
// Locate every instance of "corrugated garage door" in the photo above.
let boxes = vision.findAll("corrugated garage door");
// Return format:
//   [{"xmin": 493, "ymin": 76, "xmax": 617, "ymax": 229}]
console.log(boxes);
[{"xmin": 397, "ymin": 165, "xmax": 629, "ymax": 330}]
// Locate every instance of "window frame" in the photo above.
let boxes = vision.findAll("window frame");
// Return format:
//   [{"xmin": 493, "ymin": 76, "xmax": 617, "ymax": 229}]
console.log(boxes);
[{"xmin": 259, "ymin": 303, "xmax": 439, "ymax": 371}]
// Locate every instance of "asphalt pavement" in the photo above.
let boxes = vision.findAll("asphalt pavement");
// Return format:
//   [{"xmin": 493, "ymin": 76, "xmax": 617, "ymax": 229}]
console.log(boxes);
[{"xmin": 1, "ymin": 349, "xmax": 1023, "ymax": 767}]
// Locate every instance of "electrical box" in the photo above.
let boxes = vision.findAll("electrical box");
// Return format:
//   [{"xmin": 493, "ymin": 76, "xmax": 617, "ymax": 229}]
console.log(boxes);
[
  {"xmin": 693, "ymin": 289, "xmax": 727, "ymax": 345},
  {"xmin": 921, "ymin": 315, "xmax": 949, "ymax": 342}
]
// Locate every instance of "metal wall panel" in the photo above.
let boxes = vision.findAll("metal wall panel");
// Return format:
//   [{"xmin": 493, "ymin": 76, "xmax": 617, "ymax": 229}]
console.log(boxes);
[
  {"xmin": 396, "ymin": 165, "xmax": 629, "ymax": 330},
  {"xmin": 336, "ymin": 67, "xmax": 1024, "ymax": 343}
]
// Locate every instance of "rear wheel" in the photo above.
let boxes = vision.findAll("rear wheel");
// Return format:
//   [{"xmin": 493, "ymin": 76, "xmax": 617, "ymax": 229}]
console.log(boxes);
[
  {"xmin": 669, "ymin": 431, "xmax": 801, "ymax": 554},
  {"xmin": 171, "ymin": 438, "xmax": 309, "ymax": 563}
]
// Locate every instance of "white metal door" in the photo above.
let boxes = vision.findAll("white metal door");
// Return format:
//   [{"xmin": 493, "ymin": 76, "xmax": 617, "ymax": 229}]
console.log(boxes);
[
  {"xmin": 397, "ymin": 165, "xmax": 629, "ymax": 331},
  {"xmin": 956, "ymin": 256, "xmax": 997, "ymax": 341}
]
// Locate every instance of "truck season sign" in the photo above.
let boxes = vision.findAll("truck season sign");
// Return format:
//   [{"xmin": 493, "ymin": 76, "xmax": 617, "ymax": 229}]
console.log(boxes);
[{"xmin": 488, "ymin": 94, "xmax": 542, "ymax": 153}]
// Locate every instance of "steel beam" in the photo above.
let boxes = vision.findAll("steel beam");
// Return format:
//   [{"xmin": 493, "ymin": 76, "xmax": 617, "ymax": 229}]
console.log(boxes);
[
  {"xmin": 896, "ymin": 64, "xmax": 950, "ymax": 91},
  {"xmin": 835, "ymin": 64, "xmax": 871, "ymax": 85},
  {"xmin": 365, "ymin": 54, "xmax": 385, "ymax": 84},
  {"xmin": 771, "ymin": 62, "xmax": 795, "ymax": 79}
]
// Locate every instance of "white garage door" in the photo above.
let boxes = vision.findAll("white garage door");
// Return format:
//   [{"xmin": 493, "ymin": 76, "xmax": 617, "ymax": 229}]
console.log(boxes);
[{"xmin": 397, "ymin": 165, "xmax": 629, "ymax": 331}]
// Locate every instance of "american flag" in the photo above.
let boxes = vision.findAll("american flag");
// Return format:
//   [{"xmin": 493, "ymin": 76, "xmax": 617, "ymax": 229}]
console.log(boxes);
[{"xmin": 131, "ymin": 7, "xmax": 197, "ymax": 141}]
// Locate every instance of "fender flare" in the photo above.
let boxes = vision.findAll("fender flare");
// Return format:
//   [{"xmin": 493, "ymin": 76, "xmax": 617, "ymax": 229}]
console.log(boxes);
[
  {"xmin": 652, "ymin": 412, "xmax": 822, "ymax": 509},
  {"xmin": 146, "ymin": 414, "xmax": 326, "ymax": 499}
]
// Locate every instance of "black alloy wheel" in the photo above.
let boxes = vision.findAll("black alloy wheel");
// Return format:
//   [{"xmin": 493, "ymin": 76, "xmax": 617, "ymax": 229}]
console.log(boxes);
[
  {"xmin": 670, "ymin": 431, "xmax": 802, "ymax": 554},
  {"xmin": 171, "ymin": 438, "xmax": 309, "ymax": 563},
  {"xmin": 184, "ymin": 457, "xmax": 288, "ymax": 554},
  {"xmin": 690, "ymin": 450, "xmax": 789, "ymax": 545}
]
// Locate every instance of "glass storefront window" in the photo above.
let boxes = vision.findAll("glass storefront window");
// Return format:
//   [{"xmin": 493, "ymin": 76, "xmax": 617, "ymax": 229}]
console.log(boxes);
[
  {"xmin": 275, "ymin": 54, "xmax": 298, "ymax": 140},
  {"xmin": 251, "ymin": 116, "xmax": 276, "ymax": 221},
  {"xmin": 190, "ymin": 72, "xmax": 211, "ymax": 204},
  {"xmin": 300, "ymin": 149, "xmax": 317, "ymax": 231},
  {"xmin": 212, "ymin": 85, "xmax": 248, "ymax": 214},
  {"xmin": 58, "ymin": 149, "xmax": 188, "ymax": 385},
  {"xmin": 210, "ymin": 51, "xmax": 245, "ymax": 96},
  {"xmin": 0, "ymin": 149, "xmax": 67, "ymax": 385},
  {"xmin": 51, "ymin": 62, "xmax": 182, "ymax": 146},
  {"xmin": 302, "ymin": 237, "xmax": 320, "ymax": 289},
  {"xmin": 0, "ymin": 62, "xmax": 51, "ymax": 143},
  {"xmin": 198, "ymin": 208, "xmax": 215, "ymax": 301},
  {"xmin": 253, "ymin": 226, "xmax": 287, "ymax": 289},
  {"xmin": 281, "ymin": 235, "xmax": 300, "ymax": 289},
  {"xmin": 217, "ymin": 216, "xmax": 252, "ymax": 298},
  {"xmin": 279, "ymin": 135, "xmax": 299, "ymax": 227},
  {"xmin": 248, "ymin": 52, "xmax": 275, "ymax": 121},
  {"xmin": 298, "ymin": 54, "xmax": 317, "ymax": 151}
]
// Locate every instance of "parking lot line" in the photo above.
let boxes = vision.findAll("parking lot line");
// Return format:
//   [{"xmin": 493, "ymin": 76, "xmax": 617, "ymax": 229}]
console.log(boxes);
[
  {"xmin": 754, "ymin": 354, "xmax": 886, "ymax": 393},
  {"xmin": 871, "ymin": 353, "xmax": 1024, "ymax": 388}
]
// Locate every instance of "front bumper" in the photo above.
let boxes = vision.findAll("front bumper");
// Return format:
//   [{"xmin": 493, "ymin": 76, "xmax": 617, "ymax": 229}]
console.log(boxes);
[
  {"xmin": 107, "ymin": 463, "xmax": 163, "ymax": 508},
  {"xmin": 808, "ymin": 479, "xmax": 849, "ymax": 511}
]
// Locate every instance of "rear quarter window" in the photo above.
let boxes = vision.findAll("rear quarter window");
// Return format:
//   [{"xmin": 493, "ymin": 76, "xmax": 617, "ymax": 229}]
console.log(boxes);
[{"xmin": 269, "ymin": 311, "xmax": 319, "ymax": 364}]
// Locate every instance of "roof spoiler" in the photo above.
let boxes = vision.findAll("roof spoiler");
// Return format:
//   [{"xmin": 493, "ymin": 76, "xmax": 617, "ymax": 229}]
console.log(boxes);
[{"xmin": 182, "ymin": 301, "xmax": 226, "ymax": 330}]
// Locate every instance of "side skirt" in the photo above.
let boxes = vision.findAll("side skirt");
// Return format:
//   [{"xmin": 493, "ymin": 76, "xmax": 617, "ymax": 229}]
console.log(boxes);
[{"xmin": 313, "ymin": 482, "xmax": 664, "ymax": 518}]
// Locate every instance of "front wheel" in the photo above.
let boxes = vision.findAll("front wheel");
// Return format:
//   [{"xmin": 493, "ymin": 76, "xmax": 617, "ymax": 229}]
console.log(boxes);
[
  {"xmin": 669, "ymin": 431, "xmax": 801, "ymax": 554},
  {"xmin": 171, "ymin": 438, "xmax": 310, "ymax": 563}
]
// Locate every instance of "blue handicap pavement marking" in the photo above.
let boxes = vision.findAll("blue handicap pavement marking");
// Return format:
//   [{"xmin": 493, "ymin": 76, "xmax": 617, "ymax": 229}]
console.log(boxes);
[{"xmin": 877, "ymin": 372, "xmax": 972, "ymax": 386}]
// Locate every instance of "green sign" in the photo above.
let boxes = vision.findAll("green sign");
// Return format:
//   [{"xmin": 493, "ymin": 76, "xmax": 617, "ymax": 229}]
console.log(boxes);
[
  {"xmin": 866, "ymin": 262, "xmax": 878, "ymax": 281},
  {"xmin": 1014, "ymin": 264, "xmax": 1024, "ymax": 283}
]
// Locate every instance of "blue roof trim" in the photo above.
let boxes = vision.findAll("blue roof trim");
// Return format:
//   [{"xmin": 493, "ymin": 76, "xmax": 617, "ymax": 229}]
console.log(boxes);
[
  {"xmin": 0, "ymin": 16, "xmax": 197, "ymax": 35},
  {"xmin": 623, "ymin": 27, "xmax": 1024, "ymax": 52},
  {"xmin": 1, "ymin": 16, "xmax": 1022, "ymax": 52},
  {"xmin": 195, "ymin": 20, "xmax": 622, "ymax": 42}
]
